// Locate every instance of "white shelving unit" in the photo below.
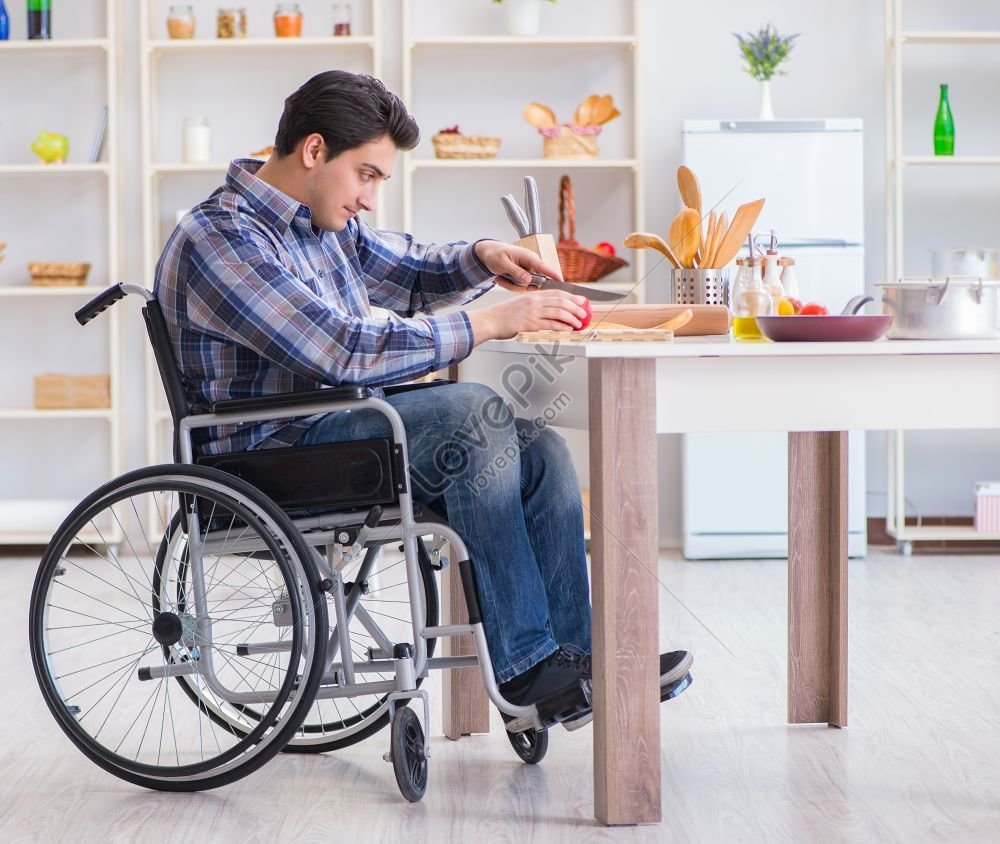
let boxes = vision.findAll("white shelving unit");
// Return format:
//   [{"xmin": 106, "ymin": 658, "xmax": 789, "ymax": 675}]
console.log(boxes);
[
  {"xmin": 138, "ymin": 0, "xmax": 383, "ymax": 469},
  {"xmin": 0, "ymin": 1, "xmax": 123, "ymax": 545},
  {"xmin": 400, "ymin": 0, "xmax": 646, "ymax": 302},
  {"xmin": 884, "ymin": 0, "xmax": 1000, "ymax": 553}
]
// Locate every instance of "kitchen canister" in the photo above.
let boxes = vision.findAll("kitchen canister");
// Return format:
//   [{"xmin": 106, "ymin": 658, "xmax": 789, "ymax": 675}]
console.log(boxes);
[
  {"xmin": 182, "ymin": 117, "xmax": 211, "ymax": 164},
  {"xmin": 671, "ymin": 267, "xmax": 730, "ymax": 306},
  {"xmin": 930, "ymin": 248, "xmax": 999, "ymax": 280},
  {"xmin": 877, "ymin": 276, "xmax": 1000, "ymax": 339}
]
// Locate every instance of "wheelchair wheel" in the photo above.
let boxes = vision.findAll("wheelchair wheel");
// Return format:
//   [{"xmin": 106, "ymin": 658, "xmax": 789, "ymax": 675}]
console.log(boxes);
[
  {"xmin": 506, "ymin": 727, "xmax": 548, "ymax": 765},
  {"xmin": 29, "ymin": 465, "xmax": 328, "ymax": 792},
  {"xmin": 154, "ymin": 522, "xmax": 440, "ymax": 754},
  {"xmin": 390, "ymin": 705, "xmax": 428, "ymax": 803}
]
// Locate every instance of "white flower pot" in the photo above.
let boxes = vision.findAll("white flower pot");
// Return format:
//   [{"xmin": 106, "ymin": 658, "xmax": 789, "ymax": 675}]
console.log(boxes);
[
  {"xmin": 503, "ymin": 0, "xmax": 541, "ymax": 37},
  {"xmin": 758, "ymin": 80, "xmax": 775, "ymax": 120}
]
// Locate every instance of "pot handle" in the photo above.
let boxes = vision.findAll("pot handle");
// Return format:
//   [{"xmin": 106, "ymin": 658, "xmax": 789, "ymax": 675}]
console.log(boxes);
[{"xmin": 940, "ymin": 275, "xmax": 985, "ymax": 304}]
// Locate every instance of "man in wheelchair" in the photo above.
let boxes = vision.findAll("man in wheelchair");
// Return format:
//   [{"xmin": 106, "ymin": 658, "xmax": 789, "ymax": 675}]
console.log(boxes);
[{"xmin": 154, "ymin": 70, "xmax": 692, "ymax": 732}]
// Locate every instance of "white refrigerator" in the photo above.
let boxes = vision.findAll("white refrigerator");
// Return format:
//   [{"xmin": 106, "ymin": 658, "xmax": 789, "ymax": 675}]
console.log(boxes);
[{"xmin": 680, "ymin": 119, "xmax": 867, "ymax": 559}]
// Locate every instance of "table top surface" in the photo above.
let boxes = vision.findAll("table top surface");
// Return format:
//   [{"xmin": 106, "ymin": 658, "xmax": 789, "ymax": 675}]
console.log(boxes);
[{"xmin": 483, "ymin": 335, "xmax": 1000, "ymax": 359}]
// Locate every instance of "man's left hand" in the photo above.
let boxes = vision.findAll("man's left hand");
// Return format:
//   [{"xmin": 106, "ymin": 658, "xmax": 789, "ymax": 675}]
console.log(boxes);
[{"xmin": 474, "ymin": 240, "xmax": 564, "ymax": 291}]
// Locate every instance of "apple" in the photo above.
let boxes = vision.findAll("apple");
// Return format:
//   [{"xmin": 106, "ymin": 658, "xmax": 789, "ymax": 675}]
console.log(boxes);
[
  {"xmin": 786, "ymin": 297, "xmax": 803, "ymax": 314},
  {"xmin": 594, "ymin": 241, "xmax": 616, "ymax": 257},
  {"xmin": 799, "ymin": 302, "xmax": 829, "ymax": 316},
  {"xmin": 580, "ymin": 299, "xmax": 593, "ymax": 329}
]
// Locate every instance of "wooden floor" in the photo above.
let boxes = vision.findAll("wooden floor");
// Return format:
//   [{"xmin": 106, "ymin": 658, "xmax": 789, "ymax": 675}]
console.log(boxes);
[{"xmin": 3, "ymin": 547, "xmax": 999, "ymax": 843}]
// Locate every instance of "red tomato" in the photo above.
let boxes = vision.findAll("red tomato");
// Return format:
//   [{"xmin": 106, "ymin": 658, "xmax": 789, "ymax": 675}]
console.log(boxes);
[
  {"xmin": 786, "ymin": 297, "xmax": 803, "ymax": 314},
  {"xmin": 580, "ymin": 299, "xmax": 593, "ymax": 329},
  {"xmin": 594, "ymin": 241, "xmax": 616, "ymax": 257},
  {"xmin": 799, "ymin": 302, "xmax": 829, "ymax": 316}
]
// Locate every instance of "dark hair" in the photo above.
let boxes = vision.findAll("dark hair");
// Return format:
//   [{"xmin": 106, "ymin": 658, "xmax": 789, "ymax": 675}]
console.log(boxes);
[{"xmin": 274, "ymin": 70, "xmax": 420, "ymax": 158}]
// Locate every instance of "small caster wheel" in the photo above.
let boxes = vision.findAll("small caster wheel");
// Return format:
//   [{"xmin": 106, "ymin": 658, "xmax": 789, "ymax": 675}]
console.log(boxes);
[
  {"xmin": 897, "ymin": 540, "xmax": 913, "ymax": 558},
  {"xmin": 390, "ymin": 706, "xmax": 427, "ymax": 802},
  {"xmin": 506, "ymin": 726, "xmax": 548, "ymax": 764}
]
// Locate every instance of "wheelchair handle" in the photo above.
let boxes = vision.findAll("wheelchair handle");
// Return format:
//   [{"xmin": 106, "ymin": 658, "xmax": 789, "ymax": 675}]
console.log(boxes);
[{"xmin": 75, "ymin": 283, "xmax": 154, "ymax": 326}]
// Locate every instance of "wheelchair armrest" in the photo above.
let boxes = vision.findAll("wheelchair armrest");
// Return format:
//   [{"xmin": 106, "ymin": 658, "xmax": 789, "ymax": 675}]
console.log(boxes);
[
  {"xmin": 382, "ymin": 379, "xmax": 455, "ymax": 397},
  {"xmin": 211, "ymin": 386, "xmax": 369, "ymax": 414}
]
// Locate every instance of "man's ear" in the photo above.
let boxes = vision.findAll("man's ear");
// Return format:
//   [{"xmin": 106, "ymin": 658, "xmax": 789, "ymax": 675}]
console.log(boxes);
[{"xmin": 300, "ymin": 133, "xmax": 325, "ymax": 169}]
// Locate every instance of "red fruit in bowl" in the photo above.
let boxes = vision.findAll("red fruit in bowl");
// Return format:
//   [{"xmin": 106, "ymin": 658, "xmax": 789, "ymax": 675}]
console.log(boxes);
[
  {"xmin": 580, "ymin": 299, "xmax": 593, "ymax": 329},
  {"xmin": 799, "ymin": 302, "xmax": 829, "ymax": 316},
  {"xmin": 786, "ymin": 297, "xmax": 803, "ymax": 314},
  {"xmin": 594, "ymin": 241, "xmax": 616, "ymax": 257}
]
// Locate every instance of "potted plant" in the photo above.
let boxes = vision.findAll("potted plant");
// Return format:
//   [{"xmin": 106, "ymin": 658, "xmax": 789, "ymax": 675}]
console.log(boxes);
[
  {"xmin": 492, "ymin": 0, "xmax": 556, "ymax": 38},
  {"xmin": 734, "ymin": 24, "xmax": 799, "ymax": 120}
]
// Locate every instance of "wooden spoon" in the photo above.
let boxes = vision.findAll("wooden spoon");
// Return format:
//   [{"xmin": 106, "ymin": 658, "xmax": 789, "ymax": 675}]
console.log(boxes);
[
  {"xmin": 677, "ymin": 166, "xmax": 702, "ymax": 216},
  {"xmin": 573, "ymin": 94, "xmax": 600, "ymax": 127},
  {"xmin": 623, "ymin": 231, "xmax": 681, "ymax": 269},
  {"xmin": 703, "ymin": 211, "xmax": 726, "ymax": 268},
  {"xmin": 711, "ymin": 198, "xmax": 765, "ymax": 269},
  {"xmin": 591, "ymin": 95, "xmax": 616, "ymax": 125},
  {"xmin": 668, "ymin": 208, "xmax": 703, "ymax": 269},
  {"xmin": 702, "ymin": 211, "xmax": 717, "ymax": 268},
  {"xmin": 523, "ymin": 102, "xmax": 557, "ymax": 129}
]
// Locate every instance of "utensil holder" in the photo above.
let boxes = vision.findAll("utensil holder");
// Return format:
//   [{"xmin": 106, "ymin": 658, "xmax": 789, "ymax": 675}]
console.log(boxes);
[{"xmin": 671, "ymin": 267, "xmax": 729, "ymax": 306}]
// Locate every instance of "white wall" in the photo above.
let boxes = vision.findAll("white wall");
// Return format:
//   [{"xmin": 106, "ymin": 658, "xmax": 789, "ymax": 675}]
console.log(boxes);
[{"xmin": 19, "ymin": 0, "xmax": 996, "ymax": 544}]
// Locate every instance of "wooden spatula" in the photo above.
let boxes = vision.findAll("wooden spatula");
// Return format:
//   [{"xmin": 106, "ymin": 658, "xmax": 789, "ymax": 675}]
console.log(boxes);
[
  {"xmin": 711, "ymin": 198, "xmax": 765, "ymax": 269},
  {"xmin": 623, "ymin": 231, "xmax": 682, "ymax": 269},
  {"xmin": 703, "ymin": 210, "xmax": 727, "ymax": 268},
  {"xmin": 669, "ymin": 208, "xmax": 702, "ymax": 269},
  {"xmin": 677, "ymin": 166, "xmax": 702, "ymax": 216},
  {"xmin": 523, "ymin": 102, "xmax": 557, "ymax": 129},
  {"xmin": 702, "ymin": 211, "xmax": 717, "ymax": 268}
]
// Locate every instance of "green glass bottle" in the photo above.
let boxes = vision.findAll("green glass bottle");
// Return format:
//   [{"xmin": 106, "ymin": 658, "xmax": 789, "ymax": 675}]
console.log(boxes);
[{"xmin": 934, "ymin": 83, "xmax": 955, "ymax": 156}]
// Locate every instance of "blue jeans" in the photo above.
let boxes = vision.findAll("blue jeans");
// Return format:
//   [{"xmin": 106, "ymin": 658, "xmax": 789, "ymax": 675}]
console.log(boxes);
[{"xmin": 296, "ymin": 382, "xmax": 592, "ymax": 683}]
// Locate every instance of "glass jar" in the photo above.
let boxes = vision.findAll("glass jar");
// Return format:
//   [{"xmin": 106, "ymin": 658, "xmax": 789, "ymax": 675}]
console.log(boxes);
[
  {"xmin": 730, "ymin": 257, "xmax": 770, "ymax": 340},
  {"xmin": 332, "ymin": 2, "xmax": 351, "ymax": 36},
  {"xmin": 274, "ymin": 2, "xmax": 302, "ymax": 37},
  {"xmin": 217, "ymin": 7, "xmax": 247, "ymax": 38},
  {"xmin": 167, "ymin": 5, "xmax": 196, "ymax": 39}
]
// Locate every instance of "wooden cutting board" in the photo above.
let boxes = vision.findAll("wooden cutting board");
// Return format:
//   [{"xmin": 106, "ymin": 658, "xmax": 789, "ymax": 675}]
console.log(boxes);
[{"xmin": 590, "ymin": 304, "xmax": 730, "ymax": 336}]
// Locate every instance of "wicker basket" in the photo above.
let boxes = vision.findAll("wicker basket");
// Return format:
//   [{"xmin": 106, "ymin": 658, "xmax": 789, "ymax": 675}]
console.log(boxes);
[
  {"xmin": 543, "ymin": 125, "xmax": 599, "ymax": 160},
  {"xmin": 28, "ymin": 261, "xmax": 91, "ymax": 287},
  {"xmin": 432, "ymin": 133, "xmax": 501, "ymax": 160},
  {"xmin": 556, "ymin": 175, "xmax": 627, "ymax": 282}
]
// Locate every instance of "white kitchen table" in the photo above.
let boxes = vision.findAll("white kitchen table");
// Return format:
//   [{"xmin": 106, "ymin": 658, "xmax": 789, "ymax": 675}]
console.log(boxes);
[{"xmin": 447, "ymin": 334, "xmax": 1000, "ymax": 827}]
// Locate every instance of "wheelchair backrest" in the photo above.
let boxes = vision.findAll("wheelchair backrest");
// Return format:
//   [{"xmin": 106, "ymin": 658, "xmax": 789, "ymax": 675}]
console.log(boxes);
[{"xmin": 141, "ymin": 299, "xmax": 205, "ymax": 426}]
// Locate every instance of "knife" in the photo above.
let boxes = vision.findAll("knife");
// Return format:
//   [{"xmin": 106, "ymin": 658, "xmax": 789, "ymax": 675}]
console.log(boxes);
[
  {"xmin": 523, "ymin": 176, "xmax": 542, "ymax": 235},
  {"xmin": 500, "ymin": 194, "xmax": 531, "ymax": 239},
  {"xmin": 504, "ymin": 272, "xmax": 625, "ymax": 302}
]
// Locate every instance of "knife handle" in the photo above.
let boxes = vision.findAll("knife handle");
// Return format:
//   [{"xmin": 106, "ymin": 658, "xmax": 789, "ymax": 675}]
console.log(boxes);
[
  {"xmin": 523, "ymin": 176, "xmax": 542, "ymax": 235},
  {"xmin": 501, "ymin": 194, "xmax": 530, "ymax": 239}
]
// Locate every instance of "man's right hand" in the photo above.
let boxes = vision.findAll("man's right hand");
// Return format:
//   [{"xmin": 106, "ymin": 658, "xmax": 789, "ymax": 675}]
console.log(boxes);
[{"xmin": 467, "ymin": 289, "xmax": 589, "ymax": 343}]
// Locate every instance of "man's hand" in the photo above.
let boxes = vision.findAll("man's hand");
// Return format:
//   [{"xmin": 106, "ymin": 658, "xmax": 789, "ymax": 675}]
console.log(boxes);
[
  {"xmin": 467, "ymin": 289, "xmax": 589, "ymax": 344},
  {"xmin": 474, "ymin": 239, "xmax": 564, "ymax": 288}
]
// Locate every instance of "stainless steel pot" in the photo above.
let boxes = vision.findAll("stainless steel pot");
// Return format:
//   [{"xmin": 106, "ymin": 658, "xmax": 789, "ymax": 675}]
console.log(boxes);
[
  {"xmin": 930, "ymin": 248, "xmax": 999, "ymax": 279},
  {"xmin": 877, "ymin": 276, "xmax": 1000, "ymax": 339}
]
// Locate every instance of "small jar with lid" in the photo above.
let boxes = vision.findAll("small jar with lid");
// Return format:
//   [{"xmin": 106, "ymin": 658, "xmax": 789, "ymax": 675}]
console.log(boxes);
[
  {"xmin": 217, "ymin": 7, "xmax": 247, "ymax": 38},
  {"xmin": 778, "ymin": 257, "xmax": 800, "ymax": 299},
  {"xmin": 731, "ymin": 257, "xmax": 770, "ymax": 340},
  {"xmin": 332, "ymin": 2, "xmax": 352, "ymax": 36},
  {"xmin": 274, "ymin": 3, "xmax": 303, "ymax": 37},
  {"xmin": 167, "ymin": 5, "xmax": 196, "ymax": 39}
]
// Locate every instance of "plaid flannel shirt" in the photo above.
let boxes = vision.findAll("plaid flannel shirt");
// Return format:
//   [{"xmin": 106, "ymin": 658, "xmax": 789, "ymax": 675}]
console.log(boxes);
[{"xmin": 154, "ymin": 159, "xmax": 495, "ymax": 455}]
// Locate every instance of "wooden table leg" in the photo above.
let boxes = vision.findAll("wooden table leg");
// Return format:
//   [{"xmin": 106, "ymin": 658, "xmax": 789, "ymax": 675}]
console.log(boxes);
[
  {"xmin": 589, "ymin": 358, "xmax": 661, "ymax": 825},
  {"xmin": 442, "ymin": 550, "xmax": 490, "ymax": 739},
  {"xmin": 787, "ymin": 431, "xmax": 848, "ymax": 727}
]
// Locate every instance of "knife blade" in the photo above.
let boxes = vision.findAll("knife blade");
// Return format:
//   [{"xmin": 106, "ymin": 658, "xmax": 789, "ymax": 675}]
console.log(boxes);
[
  {"xmin": 500, "ymin": 194, "xmax": 530, "ymax": 239},
  {"xmin": 523, "ymin": 176, "xmax": 542, "ymax": 235},
  {"xmin": 505, "ymin": 273, "xmax": 626, "ymax": 302}
]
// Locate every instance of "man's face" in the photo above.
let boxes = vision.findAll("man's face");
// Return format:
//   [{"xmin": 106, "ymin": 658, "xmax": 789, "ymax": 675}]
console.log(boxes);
[{"xmin": 305, "ymin": 134, "xmax": 397, "ymax": 231}]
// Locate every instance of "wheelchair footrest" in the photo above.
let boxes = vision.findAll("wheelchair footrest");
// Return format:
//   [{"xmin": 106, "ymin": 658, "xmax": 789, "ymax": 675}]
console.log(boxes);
[{"xmin": 503, "ymin": 678, "xmax": 593, "ymax": 733}]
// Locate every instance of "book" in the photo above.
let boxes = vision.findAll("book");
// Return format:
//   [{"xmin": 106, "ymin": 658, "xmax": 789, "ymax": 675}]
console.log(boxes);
[{"xmin": 88, "ymin": 105, "xmax": 109, "ymax": 163}]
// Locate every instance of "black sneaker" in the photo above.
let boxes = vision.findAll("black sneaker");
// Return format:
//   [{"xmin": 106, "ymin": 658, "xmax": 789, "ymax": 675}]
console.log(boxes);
[
  {"xmin": 561, "ymin": 649, "xmax": 694, "ymax": 732},
  {"xmin": 498, "ymin": 647, "xmax": 592, "ymax": 730}
]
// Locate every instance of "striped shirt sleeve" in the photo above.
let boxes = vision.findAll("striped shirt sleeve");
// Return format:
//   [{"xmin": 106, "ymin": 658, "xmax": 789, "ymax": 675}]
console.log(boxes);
[{"xmin": 184, "ymin": 226, "xmax": 477, "ymax": 387}]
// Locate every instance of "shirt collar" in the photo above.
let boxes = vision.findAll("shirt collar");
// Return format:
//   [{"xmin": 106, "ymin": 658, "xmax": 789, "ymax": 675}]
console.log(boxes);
[{"xmin": 225, "ymin": 158, "xmax": 311, "ymax": 236}]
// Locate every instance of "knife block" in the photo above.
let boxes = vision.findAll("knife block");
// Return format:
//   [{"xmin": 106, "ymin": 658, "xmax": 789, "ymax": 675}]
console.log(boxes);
[{"xmin": 514, "ymin": 233, "xmax": 562, "ymax": 276}]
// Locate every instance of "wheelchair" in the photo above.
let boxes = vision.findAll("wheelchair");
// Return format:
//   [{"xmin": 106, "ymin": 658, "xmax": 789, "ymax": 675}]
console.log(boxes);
[{"xmin": 28, "ymin": 283, "xmax": 592, "ymax": 800}]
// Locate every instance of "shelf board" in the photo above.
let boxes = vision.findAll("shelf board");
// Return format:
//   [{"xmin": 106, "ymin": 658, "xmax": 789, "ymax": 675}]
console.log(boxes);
[
  {"xmin": 0, "ymin": 285, "xmax": 105, "ymax": 297},
  {"xmin": 900, "ymin": 31, "xmax": 1000, "ymax": 45},
  {"xmin": 901, "ymin": 155, "xmax": 1000, "ymax": 166},
  {"xmin": 0, "ymin": 38, "xmax": 110, "ymax": 53},
  {"xmin": 409, "ymin": 158, "xmax": 638, "ymax": 170},
  {"xmin": 409, "ymin": 35, "xmax": 637, "ymax": 48},
  {"xmin": 152, "ymin": 162, "xmax": 231, "ymax": 175},
  {"xmin": 0, "ymin": 409, "xmax": 114, "ymax": 421},
  {"xmin": 0, "ymin": 163, "xmax": 111, "ymax": 175},
  {"xmin": 148, "ymin": 35, "xmax": 375, "ymax": 54},
  {"xmin": 887, "ymin": 524, "xmax": 1000, "ymax": 541}
]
